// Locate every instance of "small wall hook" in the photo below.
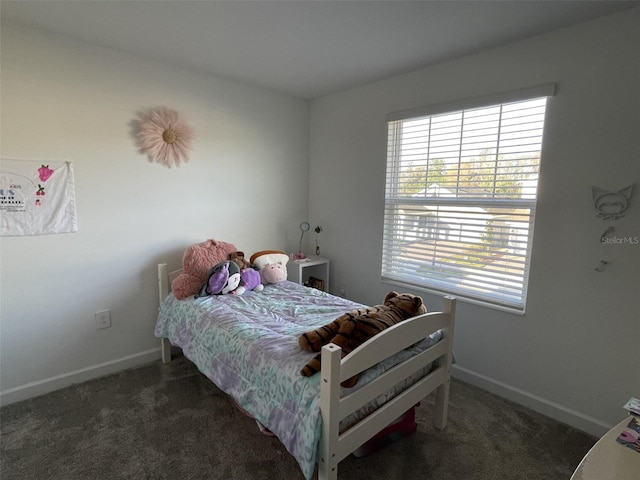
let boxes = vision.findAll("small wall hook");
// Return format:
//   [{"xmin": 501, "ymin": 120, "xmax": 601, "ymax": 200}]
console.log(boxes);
[{"xmin": 600, "ymin": 226, "xmax": 614, "ymax": 243}]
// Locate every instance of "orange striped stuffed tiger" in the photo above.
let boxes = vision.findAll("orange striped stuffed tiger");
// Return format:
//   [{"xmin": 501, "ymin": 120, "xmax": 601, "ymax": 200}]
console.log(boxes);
[{"xmin": 298, "ymin": 291, "xmax": 427, "ymax": 387}]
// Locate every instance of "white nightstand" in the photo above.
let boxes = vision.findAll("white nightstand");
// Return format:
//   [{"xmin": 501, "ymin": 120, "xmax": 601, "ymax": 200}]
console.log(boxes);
[{"xmin": 288, "ymin": 257, "xmax": 330, "ymax": 292}]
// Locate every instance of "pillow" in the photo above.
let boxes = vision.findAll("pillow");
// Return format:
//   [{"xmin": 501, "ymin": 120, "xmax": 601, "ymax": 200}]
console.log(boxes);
[{"xmin": 250, "ymin": 250, "xmax": 289, "ymax": 270}]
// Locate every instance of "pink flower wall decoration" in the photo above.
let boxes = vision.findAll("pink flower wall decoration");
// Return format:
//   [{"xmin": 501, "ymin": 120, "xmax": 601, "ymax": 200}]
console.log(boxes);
[{"xmin": 136, "ymin": 107, "xmax": 194, "ymax": 168}]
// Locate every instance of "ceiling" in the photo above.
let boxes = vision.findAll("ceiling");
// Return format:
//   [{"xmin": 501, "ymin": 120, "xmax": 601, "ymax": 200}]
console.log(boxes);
[{"xmin": 2, "ymin": 0, "xmax": 637, "ymax": 99}]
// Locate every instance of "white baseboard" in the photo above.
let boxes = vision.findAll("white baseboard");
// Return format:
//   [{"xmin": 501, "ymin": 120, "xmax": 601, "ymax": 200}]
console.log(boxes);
[
  {"xmin": 452, "ymin": 365, "xmax": 610, "ymax": 438},
  {"xmin": 0, "ymin": 348, "xmax": 161, "ymax": 407}
]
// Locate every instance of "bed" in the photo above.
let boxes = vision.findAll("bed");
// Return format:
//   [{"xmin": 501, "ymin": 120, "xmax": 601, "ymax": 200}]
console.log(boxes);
[{"xmin": 156, "ymin": 263, "xmax": 456, "ymax": 480}]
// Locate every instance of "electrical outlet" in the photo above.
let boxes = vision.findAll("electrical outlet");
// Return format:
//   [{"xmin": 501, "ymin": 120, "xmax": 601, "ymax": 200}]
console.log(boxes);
[
  {"xmin": 95, "ymin": 310, "xmax": 111, "ymax": 330},
  {"xmin": 339, "ymin": 283, "xmax": 347, "ymax": 297}
]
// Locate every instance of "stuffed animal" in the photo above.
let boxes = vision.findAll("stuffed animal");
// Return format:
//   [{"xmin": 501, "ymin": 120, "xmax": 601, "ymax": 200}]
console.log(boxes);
[
  {"xmin": 239, "ymin": 267, "xmax": 264, "ymax": 293},
  {"xmin": 196, "ymin": 261, "xmax": 243, "ymax": 297},
  {"xmin": 171, "ymin": 239, "xmax": 237, "ymax": 299},
  {"xmin": 260, "ymin": 262, "xmax": 287, "ymax": 284},
  {"xmin": 298, "ymin": 291, "xmax": 427, "ymax": 387},
  {"xmin": 229, "ymin": 251, "xmax": 251, "ymax": 270},
  {"xmin": 249, "ymin": 250, "xmax": 289, "ymax": 285}
]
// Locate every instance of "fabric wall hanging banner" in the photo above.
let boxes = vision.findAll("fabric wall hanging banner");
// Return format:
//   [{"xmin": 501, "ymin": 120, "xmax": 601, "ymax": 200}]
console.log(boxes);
[
  {"xmin": 135, "ymin": 107, "xmax": 194, "ymax": 168},
  {"xmin": 0, "ymin": 159, "xmax": 78, "ymax": 236}
]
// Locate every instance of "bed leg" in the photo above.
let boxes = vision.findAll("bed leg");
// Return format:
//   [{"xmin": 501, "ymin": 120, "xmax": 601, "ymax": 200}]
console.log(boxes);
[
  {"xmin": 161, "ymin": 338, "xmax": 172, "ymax": 364},
  {"xmin": 434, "ymin": 295, "xmax": 456, "ymax": 430},
  {"xmin": 318, "ymin": 344, "xmax": 341, "ymax": 480},
  {"xmin": 317, "ymin": 465, "xmax": 337, "ymax": 480},
  {"xmin": 434, "ymin": 378, "xmax": 450, "ymax": 430}
]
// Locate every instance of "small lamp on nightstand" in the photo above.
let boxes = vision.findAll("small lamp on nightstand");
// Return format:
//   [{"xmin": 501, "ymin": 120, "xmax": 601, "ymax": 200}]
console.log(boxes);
[{"xmin": 294, "ymin": 222, "xmax": 310, "ymax": 260}]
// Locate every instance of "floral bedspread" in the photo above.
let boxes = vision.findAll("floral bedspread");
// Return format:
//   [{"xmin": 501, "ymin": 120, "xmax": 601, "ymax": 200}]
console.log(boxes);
[{"xmin": 155, "ymin": 281, "xmax": 441, "ymax": 480}]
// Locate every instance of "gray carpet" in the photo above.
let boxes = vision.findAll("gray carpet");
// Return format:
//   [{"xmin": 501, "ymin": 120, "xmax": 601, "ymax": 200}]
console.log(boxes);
[{"xmin": 1, "ymin": 355, "xmax": 596, "ymax": 479}]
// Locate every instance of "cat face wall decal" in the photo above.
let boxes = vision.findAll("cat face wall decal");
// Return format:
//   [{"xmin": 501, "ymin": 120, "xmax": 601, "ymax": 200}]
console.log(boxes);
[{"xmin": 591, "ymin": 185, "xmax": 634, "ymax": 220}]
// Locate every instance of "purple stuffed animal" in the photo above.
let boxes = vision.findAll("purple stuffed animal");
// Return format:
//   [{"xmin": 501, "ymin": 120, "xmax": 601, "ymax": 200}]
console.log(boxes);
[
  {"xmin": 239, "ymin": 268, "xmax": 264, "ymax": 293},
  {"xmin": 196, "ymin": 261, "xmax": 242, "ymax": 297}
]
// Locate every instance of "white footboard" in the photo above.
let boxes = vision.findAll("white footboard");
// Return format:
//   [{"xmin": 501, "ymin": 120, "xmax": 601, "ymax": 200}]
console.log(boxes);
[{"xmin": 317, "ymin": 296, "xmax": 456, "ymax": 480}]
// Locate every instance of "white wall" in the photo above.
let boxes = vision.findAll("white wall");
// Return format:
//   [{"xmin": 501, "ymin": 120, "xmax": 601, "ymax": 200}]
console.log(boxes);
[
  {"xmin": 0, "ymin": 25, "xmax": 309, "ymax": 403},
  {"xmin": 309, "ymin": 9, "xmax": 639, "ymax": 436}
]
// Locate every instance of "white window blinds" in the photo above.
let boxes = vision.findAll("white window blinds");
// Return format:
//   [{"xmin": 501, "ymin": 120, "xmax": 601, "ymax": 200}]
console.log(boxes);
[{"xmin": 382, "ymin": 85, "xmax": 555, "ymax": 311}]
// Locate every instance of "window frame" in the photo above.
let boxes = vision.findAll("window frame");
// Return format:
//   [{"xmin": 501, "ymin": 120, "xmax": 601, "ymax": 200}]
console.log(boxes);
[{"xmin": 382, "ymin": 84, "xmax": 556, "ymax": 313}]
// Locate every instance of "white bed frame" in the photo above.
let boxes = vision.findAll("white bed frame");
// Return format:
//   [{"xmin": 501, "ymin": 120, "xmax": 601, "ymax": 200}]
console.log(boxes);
[{"xmin": 157, "ymin": 263, "xmax": 456, "ymax": 480}]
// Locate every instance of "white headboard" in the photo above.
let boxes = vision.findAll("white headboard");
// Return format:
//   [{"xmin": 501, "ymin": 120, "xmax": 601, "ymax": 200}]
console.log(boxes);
[{"xmin": 157, "ymin": 263, "xmax": 183, "ymax": 304}]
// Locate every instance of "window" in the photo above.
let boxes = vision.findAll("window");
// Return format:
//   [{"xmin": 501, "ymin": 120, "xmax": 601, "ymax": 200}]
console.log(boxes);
[{"xmin": 382, "ymin": 85, "xmax": 555, "ymax": 311}]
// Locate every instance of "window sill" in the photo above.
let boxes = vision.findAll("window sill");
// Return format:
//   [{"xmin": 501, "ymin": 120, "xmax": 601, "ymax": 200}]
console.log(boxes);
[{"xmin": 381, "ymin": 278, "xmax": 526, "ymax": 316}]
